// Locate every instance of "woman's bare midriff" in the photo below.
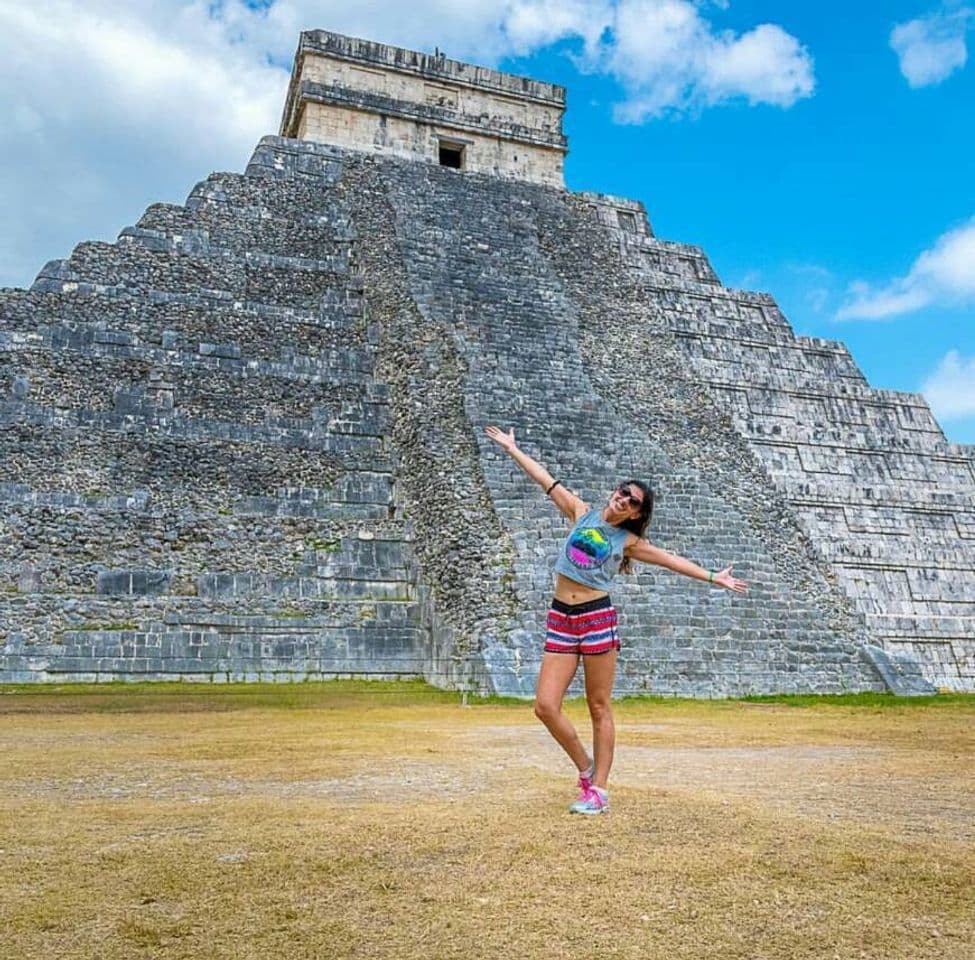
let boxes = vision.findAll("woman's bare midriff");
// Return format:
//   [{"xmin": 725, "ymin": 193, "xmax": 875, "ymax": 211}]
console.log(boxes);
[{"xmin": 553, "ymin": 573, "xmax": 609, "ymax": 605}]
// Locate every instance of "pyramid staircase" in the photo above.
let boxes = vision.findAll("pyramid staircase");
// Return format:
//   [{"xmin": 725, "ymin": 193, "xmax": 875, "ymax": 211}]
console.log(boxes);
[
  {"xmin": 3, "ymin": 135, "xmax": 969, "ymax": 693},
  {"xmin": 366, "ymin": 156, "xmax": 883, "ymax": 696}
]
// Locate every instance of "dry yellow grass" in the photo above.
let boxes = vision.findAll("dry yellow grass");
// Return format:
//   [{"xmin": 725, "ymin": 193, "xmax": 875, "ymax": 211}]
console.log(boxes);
[{"xmin": 0, "ymin": 683, "xmax": 972, "ymax": 960}]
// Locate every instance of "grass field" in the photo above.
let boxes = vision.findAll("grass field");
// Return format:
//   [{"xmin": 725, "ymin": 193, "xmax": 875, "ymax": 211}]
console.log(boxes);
[{"xmin": 0, "ymin": 682, "xmax": 972, "ymax": 959}]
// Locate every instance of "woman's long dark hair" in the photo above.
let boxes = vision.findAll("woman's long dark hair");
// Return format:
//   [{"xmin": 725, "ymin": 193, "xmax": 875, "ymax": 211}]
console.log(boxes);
[{"xmin": 617, "ymin": 479, "xmax": 654, "ymax": 575}]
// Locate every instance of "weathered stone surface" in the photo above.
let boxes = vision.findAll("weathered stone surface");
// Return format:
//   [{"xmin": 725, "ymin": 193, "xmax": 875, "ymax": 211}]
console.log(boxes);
[
  {"xmin": 1, "ymin": 35, "xmax": 971, "ymax": 694},
  {"xmin": 861, "ymin": 645, "xmax": 937, "ymax": 696},
  {"xmin": 280, "ymin": 29, "xmax": 567, "ymax": 187}
]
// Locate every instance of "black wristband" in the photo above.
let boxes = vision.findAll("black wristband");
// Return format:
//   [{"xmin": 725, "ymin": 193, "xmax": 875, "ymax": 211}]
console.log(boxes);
[{"xmin": 545, "ymin": 479, "xmax": 562, "ymax": 496}]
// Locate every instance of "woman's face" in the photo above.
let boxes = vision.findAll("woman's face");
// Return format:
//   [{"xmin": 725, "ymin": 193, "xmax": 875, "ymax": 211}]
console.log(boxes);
[{"xmin": 608, "ymin": 482, "xmax": 644, "ymax": 520}]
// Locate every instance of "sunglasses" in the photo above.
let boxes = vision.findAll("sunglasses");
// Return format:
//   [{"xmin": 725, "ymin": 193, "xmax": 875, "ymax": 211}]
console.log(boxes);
[{"xmin": 616, "ymin": 483, "xmax": 643, "ymax": 509}]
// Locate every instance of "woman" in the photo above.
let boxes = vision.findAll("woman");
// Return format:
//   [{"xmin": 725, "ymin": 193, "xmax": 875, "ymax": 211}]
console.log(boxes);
[{"xmin": 485, "ymin": 425, "xmax": 748, "ymax": 815}]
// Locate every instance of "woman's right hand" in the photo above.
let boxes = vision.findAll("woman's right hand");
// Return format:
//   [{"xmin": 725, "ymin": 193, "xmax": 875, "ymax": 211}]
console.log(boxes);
[{"xmin": 484, "ymin": 425, "xmax": 518, "ymax": 452}]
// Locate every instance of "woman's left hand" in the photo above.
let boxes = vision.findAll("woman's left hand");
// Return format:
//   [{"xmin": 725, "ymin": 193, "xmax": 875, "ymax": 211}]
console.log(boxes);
[{"xmin": 713, "ymin": 566, "xmax": 748, "ymax": 593}]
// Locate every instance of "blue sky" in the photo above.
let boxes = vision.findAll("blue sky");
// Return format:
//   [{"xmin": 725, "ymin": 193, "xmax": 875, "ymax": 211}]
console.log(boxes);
[
  {"xmin": 503, "ymin": 2, "xmax": 975, "ymax": 442},
  {"xmin": 1, "ymin": 1, "xmax": 973, "ymax": 441}
]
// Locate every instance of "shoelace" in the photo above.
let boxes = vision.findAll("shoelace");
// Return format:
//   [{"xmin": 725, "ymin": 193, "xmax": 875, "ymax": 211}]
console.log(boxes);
[
  {"xmin": 582, "ymin": 787, "xmax": 606, "ymax": 809},
  {"xmin": 577, "ymin": 772, "xmax": 593, "ymax": 798}
]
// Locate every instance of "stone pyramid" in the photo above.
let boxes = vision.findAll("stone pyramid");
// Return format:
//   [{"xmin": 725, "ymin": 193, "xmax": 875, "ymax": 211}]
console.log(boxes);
[{"xmin": 1, "ymin": 30, "xmax": 971, "ymax": 694}]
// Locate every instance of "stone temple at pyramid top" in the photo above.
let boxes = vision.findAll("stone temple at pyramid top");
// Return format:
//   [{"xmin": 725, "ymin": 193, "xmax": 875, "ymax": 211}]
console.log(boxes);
[{"xmin": 278, "ymin": 29, "xmax": 568, "ymax": 187}]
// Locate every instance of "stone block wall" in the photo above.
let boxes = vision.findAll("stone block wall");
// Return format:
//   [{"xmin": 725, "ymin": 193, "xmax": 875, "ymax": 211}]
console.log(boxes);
[
  {"xmin": 0, "ymin": 142, "xmax": 425, "ymax": 683},
  {"xmin": 2, "ymin": 134, "xmax": 969, "ymax": 693},
  {"xmin": 355, "ymin": 151, "xmax": 885, "ymax": 697},
  {"xmin": 295, "ymin": 101, "xmax": 566, "ymax": 188},
  {"xmin": 281, "ymin": 30, "xmax": 567, "ymax": 187},
  {"xmin": 589, "ymin": 211, "xmax": 973, "ymax": 690}
]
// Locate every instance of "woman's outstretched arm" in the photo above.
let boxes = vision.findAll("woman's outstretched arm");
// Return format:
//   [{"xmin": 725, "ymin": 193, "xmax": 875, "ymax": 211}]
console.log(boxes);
[
  {"xmin": 626, "ymin": 539, "xmax": 748, "ymax": 593},
  {"xmin": 484, "ymin": 425, "xmax": 587, "ymax": 521}
]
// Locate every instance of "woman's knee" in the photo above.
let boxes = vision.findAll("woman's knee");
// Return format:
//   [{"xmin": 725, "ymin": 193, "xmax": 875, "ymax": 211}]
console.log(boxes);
[
  {"xmin": 587, "ymin": 696, "xmax": 613, "ymax": 723},
  {"xmin": 534, "ymin": 698, "xmax": 561, "ymax": 724}
]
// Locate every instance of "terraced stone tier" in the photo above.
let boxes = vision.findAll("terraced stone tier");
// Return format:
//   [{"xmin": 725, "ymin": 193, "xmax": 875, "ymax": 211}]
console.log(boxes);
[
  {"xmin": 3, "ymin": 133, "xmax": 969, "ymax": 693},
  {"xmin": 0, "ymin": 142, "xmax": 425, "ymax": 684},
  {"xmin": 0, "ymin": 288, "xmax": 367, "ymax": 366},
  {"xmin": 601, "ymin": 210, "xmax": 973, "ymax": 691}
]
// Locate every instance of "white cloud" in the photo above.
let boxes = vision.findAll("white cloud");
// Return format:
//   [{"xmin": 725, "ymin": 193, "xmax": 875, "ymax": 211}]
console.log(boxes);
[
  {"xmin": 836, "ymin": 219, "xmax": 975, "ymax": 320},
  {"xmin": 921, "ymin": 350, "xmax": 975, "ymax": 419},
  {"xmin": 0, "ymin": 0, "xmax": 287, "ymax": 289},
  {"xmin": 503, "ymin": 0, "xmax": 614, "ymax": 53},
  {"xmin": 890, "ymin": 5, "xmax": 973, "ymax": 87},
  {"xmin": 0, "ymin": 1, "xmax": 813, "ymax": 288},
  {"xmin": 592, "ymin": 0, "xmax": 814, "ymax": 122}
]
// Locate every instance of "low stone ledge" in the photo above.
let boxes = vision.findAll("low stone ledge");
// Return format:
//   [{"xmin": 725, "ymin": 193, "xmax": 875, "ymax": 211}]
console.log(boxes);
[{"xmin": 96, "ymin": 569, "xmax": 173, "ymax": 596}]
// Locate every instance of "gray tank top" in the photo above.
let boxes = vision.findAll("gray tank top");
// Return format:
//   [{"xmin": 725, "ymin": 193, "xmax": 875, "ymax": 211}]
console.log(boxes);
[{"xmin": 553, "ymin": 507, "xmax": 632, "ymax": 591}]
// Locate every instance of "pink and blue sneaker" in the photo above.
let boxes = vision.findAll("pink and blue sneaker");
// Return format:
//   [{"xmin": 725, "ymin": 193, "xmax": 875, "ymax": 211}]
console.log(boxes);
[
  {"xmin": 577, "ymin": 765, "xmax": 593, "ymax": 798},
  {"xmin": 570, "ymin": 786, "xmax": 609, "ymax": 815}
]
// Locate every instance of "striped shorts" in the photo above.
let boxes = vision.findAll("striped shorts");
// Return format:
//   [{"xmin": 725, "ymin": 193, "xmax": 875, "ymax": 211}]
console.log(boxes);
[{"xmin": 544, "ymin": 595, "xmax": 621, "ymax": 656}]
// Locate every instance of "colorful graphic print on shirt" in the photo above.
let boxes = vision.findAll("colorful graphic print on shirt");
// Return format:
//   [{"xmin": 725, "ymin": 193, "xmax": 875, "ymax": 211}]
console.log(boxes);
[{"xmin": 565, "ymin": 526, "xmax": 612, "ymax": 570}]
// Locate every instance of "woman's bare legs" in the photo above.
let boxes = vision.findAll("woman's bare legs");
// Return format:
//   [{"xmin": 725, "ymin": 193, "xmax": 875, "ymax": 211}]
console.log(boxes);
[
  {"xmin": 582, "ymin": 650, "xmax": 618, "ymax": 789},
  {"xmin": 533, "ymin": 652, "xmax": 591, "ymax": 772}
]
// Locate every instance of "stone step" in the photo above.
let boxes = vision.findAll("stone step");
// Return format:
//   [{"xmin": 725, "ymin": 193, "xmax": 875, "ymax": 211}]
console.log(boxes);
[
  {"xmin": 864, "ymin": 612, "xmax": 975, "ymax": 639},
  {"xmin": 163, "ymin": 602, "xmax": 422, "ymax": 628},
  {"xmin": 0, "ymin": 325, "xmax": 388, "ymax": 398},
  {"xmin": 826, "ymin": 540, "xmax": 975, "ymax": 570},
  {"xmin": 797, "ymin": 505, "xmax": 974, "ymax": 545},
  {"xmin": 0, "ymin": 595, "xmax": 420, "ymax": 627},
  {"xmin": 794, "ymin": 333, "xmax": 867, "ymax": 361},
  {"xmin": 0, "ymin": 287, "xmax": 367, "ymax": 359},
  {"xmin": 2, "ymin": 549, "xmax": 414, "ymax": 598},
  {"xmin": 0, "ymin": 482, "xmax": 400, "ymax": 540},
  {"xmin": 141, "ymin": 195, "xmax": 352, "ymax": 238},
  {"xmin": 755, "ymin": 441, "xmax": 975, "ymax": 488},
  {"xmin": 165, "ymin": 167, "xmax": 349, "ymax": 208},
  {"xmin": 1, "ymin": 515, "xmax": 410, "ymax": 594},
  {"xmin": 196, "ymin": 571, "xmax": 412, "ymax": 601},
  {"xmin": 0, "ymin": 481, "xmax": 157, "ymax": 513},
  {"xmin": 618, "ymin": 238, "xmax": 721, "ymax": 285},
  {"xmin": 780, "ymin": 477, "xmax": 975, "ymax": 513},
  {"xmin": 32, "ymin": 241, "xmax": 349, "ymax": 310},
  {"xmin": 0, "ymin": 475, "xmax": 399, "ymax": 515},
  {"xmin": 854, "ymin": 600, "xmax": 975, "ymax": 623},
  {"xmin": 0, "ymin": 409, "xmax": 394, "ymax": 491},
  {"xmin": 666, "ymin": 312, "xmax": 798, "ymax": 347},
  {"xmin": 654, "ymin": 285, "xmax": 792, "ymax": 325},
  {"xmin": 2, "ymin": 614, "xmax": 426, "ymax": 682},
  {"xmin": 244, "ymin": 135, "xmax": 352, "ymax": 183},
  {"xmin": 695, "ymin": 364, "xmax": 883, "ymax": 405},
  {"xmin": 236, "ymin": 489, "xmax": 394, "ymax": 519},
  {"xmin": 2, "ymin": 334, "xmax": 382, "ymax": 396},
  {"xmin": 677, "ymin": 333, "xmax": 868, "ymax": 383},
  {"xmin": 119, "ymin": 220, "xmax": 352, "ymax": 265},
  {"xmin": 189, "ymin": 167, "xmax": 347, "ymax": 211},
  {"xmin": 732, "ymin": 415, "xmax": 951, "ymax": 458},
  {"xmin": 626, "ymin": 269, "xmax": 789, "ymax": 306},
  {"xmin": 805, "ymin": 500, "xmax": 970, "ymax": 532},
  {"xmin": 836, "ymin": 576, "xmax": 975, "ymax": 622},
  {"xmin": 707, "ymin": 378, "xmax": 940, "ymax": 430},
  {"xmin": 834, "ymin": 565, "xmax": 975, "ymax": 603},
  {"xmin": 81, "ymin": 232, "xmax": 347, "ymax": 276},
  {"xmin": 0, "ymin": 356, "xmax": 388, "ymax": 437},
  {"xmin": 619, "ymin": 234, "xmax": 712, "ymax": 264}
]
